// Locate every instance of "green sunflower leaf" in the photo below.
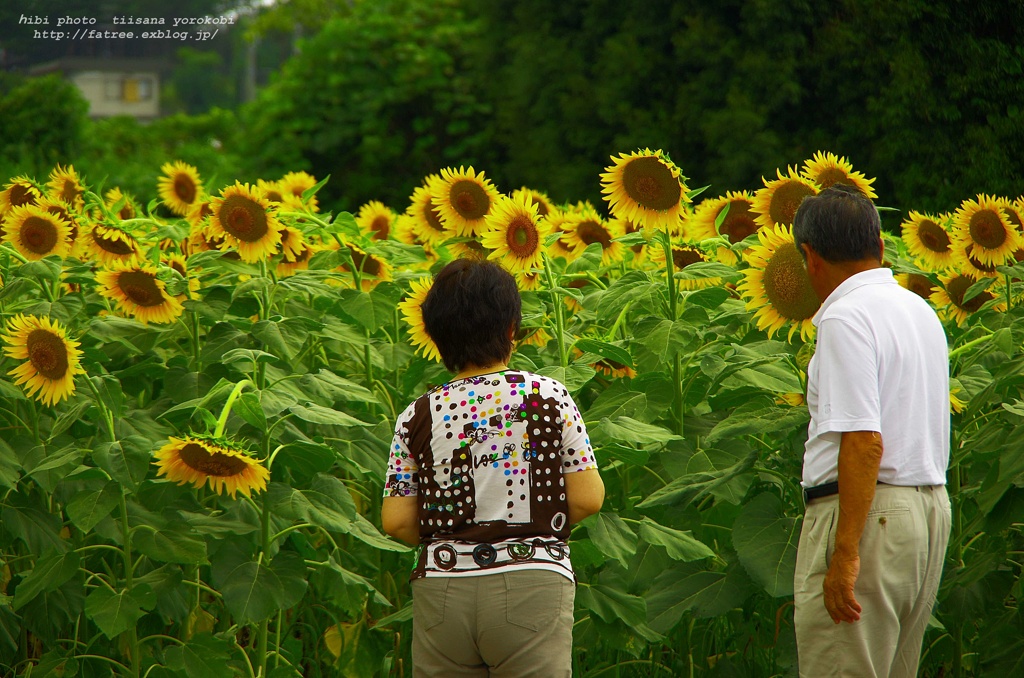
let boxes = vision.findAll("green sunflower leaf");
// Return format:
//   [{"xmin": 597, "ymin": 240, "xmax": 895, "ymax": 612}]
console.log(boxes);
[
  {"xmin": 13, "ymin": 551, "xmax": 81, "ymax": 611},
  {"xmin": 85, "ymin": 583, "xmax": 156, "ymax": 639}
]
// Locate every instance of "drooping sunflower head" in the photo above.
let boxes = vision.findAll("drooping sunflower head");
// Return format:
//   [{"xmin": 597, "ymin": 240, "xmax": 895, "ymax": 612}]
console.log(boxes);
[
  {"xmin": 95, "ymin": 259, "xmax": 185, "ymax": 324},
  {"xmin": 931, "ymin": 272, "xmax": 1003, "ymax": 326},
  {"xmin": 276, "ymin": 238, "xmax": 318, "ymax": 278},
  {"xmin": 431, "ymin": 166, "xmax": 500, "ymax": 237},
  {"xmin": 511, "ymin": 187, "xmax": 556, "ymax": 219},
  {"xmin": 406, "ymin": 179, "xmax": 449, "ymax": 246},
  {"xmin": 356, "ymin": 200, "xmax": 395, "ymax": 240},
  {"xmin": 649, "ymin": 242, "xmax": 720, "ymax": 290},
  {"xmin": 737, "ymin": 224, "xmax": 820, "ymax": 342},
  {"xmin": 334, "ymin": 241, "xmax": 392, "ymax": 290},
  {"xmin": 279, "ymin": 171, "xmax": 320, "ymax": 212},
  {"xmin": 157, "ymin": 161, "xmax": 204, "ymax": 217},
  {"xmin": 276, "ymin": 225, "xmax": 307, "ymax": 262},
  {"xmin": 46, "ymin": 164, "xmax": 86, "ymax": 212},
  {"xmin": 895, "ymin": 272, "xmax": 938, "ymax": 301},
  {"xmin": 2, "ymin": 314, "xmax": 85, "ymax": 406},
  {"xmin": 600, "ymin": 148, "xmax": 688, "ymax": 234},
  {"xmin": 801, "ymin": 151, "xmax": 877, "ymax": 199},
  {"xmin": 208, "ymin": 182, "xmax": 283, "ymax": 263},
  {"xmin": 514, "ymin": 269, "xmax": 544, "ymax": 291},
  {"xmin": 516, "ymin": 325, "xmax": 551, "ymax": 347},
  {"xmin": 85, "ymin": 224, "xmax": 141, "ymax": 266},
  {"xmin": 398, "ymin": 277, "xmax": 442, "ymax": 362},
  {"xmin": 154, "ymin": 435, "xmax": 269, "ymax": 499},
  {"xmin": 480, "ymin": 193, "xmax": 551, "ymax": 273},
  {"xmin": 901, "ymin": 211, "xmax": 955, "ymax": 272},
  {"xmin": 2, "ymin": 204, "xmax": 72, "ymax": 261},
  {"xmin": 952, "ymin": 194, "xmax": 1020, "ymax": 268},
  {"xmin": 753, "ymin": 167, "xmax": 819, "ymax": 230},
  {"xmin": 561, "ymin": 206, "xmax": 625, "ymax": 265},
  {"xmin": 0, "ymin": 176, "xmax": 42, "ymax": 215}
]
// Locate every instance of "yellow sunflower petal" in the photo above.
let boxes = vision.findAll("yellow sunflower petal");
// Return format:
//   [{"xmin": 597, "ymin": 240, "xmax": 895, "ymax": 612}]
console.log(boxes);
[
  {"xmin": 355, "ymin": 200, "xmax": 396, "ymax": 240},
  {"xmin": 96, "ymin": 260, "xmax": 185, "ymax": 324},
  {"xmin": 560, "ymin": 205, "xmax": 625, "ymax": 266},
  {"xmin": 157, "ymin": 161, "xmax": 204, "ymax": 217},
  {"xmin": 154, "ymin": 436, "xmax": 269, "ymax": 498},
  {"xmin": 800, "ymin": 151, "xmax": 877, "ymax": 199},
  {"xmin": 752, "ymin": 167, "xmax": 819, "ymax": 230},
  {"xmin": 46, "ymin": 164, "xmax": 86, "ymax": 212},
  {"xmin": 930, "ymin": 272, "xmax": 1004, "ymax": 326},
  {"xmin": 398, "ymin": 277, "xmax": 441, "ymax": 362}
]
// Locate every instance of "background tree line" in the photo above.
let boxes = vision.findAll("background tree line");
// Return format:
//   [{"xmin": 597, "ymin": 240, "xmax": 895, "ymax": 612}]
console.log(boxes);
[{"xmin": 2, "ymin": 0, "xmax": 1022, "ymax": 218}]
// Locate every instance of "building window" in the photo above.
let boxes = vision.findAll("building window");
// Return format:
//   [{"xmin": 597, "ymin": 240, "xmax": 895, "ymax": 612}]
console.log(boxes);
[{"xmin": 123, "ymin": 77, "xmax": 154, "ymax": 102}]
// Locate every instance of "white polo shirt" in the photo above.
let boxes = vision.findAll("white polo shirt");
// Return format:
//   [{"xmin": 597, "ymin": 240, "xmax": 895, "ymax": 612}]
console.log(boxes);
[{"xmin": 802, "ymin": 268, "xmax": 949, "ymax": 488}]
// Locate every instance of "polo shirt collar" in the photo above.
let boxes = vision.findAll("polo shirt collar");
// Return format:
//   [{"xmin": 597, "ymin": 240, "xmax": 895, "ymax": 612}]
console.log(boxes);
[{"xmin": 812, "ymin": 267, "xmax": 895, "ymax": 326}]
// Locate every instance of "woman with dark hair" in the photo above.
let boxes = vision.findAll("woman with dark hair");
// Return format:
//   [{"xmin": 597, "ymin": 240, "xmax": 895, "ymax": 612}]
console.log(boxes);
[{"xmin": 381, "ymin": 258, "xmax": 605, "ymax": 677}]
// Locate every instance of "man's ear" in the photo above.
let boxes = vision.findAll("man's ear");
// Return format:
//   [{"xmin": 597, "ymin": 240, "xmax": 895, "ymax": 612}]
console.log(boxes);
[
  {"xmin": 878, "ymin": 236, "xmax": 885, "ymax": 263},
  {"xmin": 800, "ymin": 243, "xmax": 818, "ymax": 273}
]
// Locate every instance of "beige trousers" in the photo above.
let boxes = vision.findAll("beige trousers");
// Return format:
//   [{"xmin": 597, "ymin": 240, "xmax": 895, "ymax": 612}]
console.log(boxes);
[
  {"xmin": 794, "ymin": 484, "xmax": 951, "ymax": 678},
  {"xmin": 411, "ymin": 569, "xmax": 575, "ymax": 677}
]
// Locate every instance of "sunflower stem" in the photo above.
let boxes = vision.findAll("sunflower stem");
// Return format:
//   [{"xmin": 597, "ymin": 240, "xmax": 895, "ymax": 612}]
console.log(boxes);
[
  {"xmin": 190, "ymin": 311, "xmax": 202, "ymax": 375},
  {"xmin": 1006, "ymin": 272, "xmax": 1012, "ymax": 311},
  {"xmin": 660, "ymin": 230, "xmax": 678, "ymax": 321},
  {"xmin": 948, "ymin": 332, "xmax": 995, "ymax": 361},
  {"xmin": 542, "ymin": 253, "xmax": 568, "ymax": 368},
  {"xmin": 118, "ymin": 488, "xmax": 141, "ymax": 678},
  {"xmin": 257, "ymin": 489, "xmax": 272, "ymax": 678},
  {"xmin": 214, "ymin": 379, "xmax": 255, "ymax": 438}
]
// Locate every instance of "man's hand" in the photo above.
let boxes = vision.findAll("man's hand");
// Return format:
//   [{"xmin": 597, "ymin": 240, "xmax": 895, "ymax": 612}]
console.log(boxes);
[{"xmin": 823, "ymin": 551, "xmax": 862, "ymax": 623}]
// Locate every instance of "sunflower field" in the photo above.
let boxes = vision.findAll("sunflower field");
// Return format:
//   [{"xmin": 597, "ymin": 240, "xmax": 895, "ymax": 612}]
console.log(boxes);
[{"xmin": 0, "ymin": 150, "xmax": 1022, "ymax": 677}]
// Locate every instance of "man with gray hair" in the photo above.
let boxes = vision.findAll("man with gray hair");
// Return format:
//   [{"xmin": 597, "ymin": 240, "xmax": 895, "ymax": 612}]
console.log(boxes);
[{"xmin": 792, "ymin": 185, "xmax": 951, "ymax": 677}]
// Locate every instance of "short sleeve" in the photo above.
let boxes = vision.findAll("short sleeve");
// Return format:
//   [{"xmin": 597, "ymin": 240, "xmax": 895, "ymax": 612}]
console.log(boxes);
[
  {"xmin": 383, "ymin": 401, "xmax": 420, "ymax": 497},
  {"xmin": 814, "ymin": 316, "xmax": 881, "ymax": 434},
  {"xmin": 554, "ymin": 385, "xmax": 597, "ymax": 474}
]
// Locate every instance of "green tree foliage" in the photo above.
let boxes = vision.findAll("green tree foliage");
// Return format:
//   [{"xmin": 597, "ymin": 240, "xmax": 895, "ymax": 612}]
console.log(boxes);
[
  {"xmin": 241, "ymin": 0, "xmax": 491, "ymax": 211},
  {"xmin": 0, "ymin": 74, "xmax": 89, "ymax": 170}
]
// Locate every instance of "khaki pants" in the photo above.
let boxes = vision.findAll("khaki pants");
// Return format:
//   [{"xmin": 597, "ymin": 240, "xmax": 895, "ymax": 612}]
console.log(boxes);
[
  {"xmin": 794, "ymin": 484, "xmax": 951, "ymax": 678},
  {"xmin": 411, "ymin": 569, "xmax": 575, "ymax": 677}
]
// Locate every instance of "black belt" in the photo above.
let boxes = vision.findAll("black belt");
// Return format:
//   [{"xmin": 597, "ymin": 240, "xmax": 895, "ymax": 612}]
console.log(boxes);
[{"xmin": 803, "ymin": 481, "xmax": 839, "ymax": 503}]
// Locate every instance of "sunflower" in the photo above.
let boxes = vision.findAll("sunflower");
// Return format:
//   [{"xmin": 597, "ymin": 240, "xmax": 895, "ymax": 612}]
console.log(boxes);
[
  {"xmin": 737, "ymin": 224, "xmax": 820, "ymax": 342},
  {"xmin": 447, "ymin": 237, "xmax": 491, "ymax": 260},
  {"xmin": 103, "ymin": 187, "xmax": 137, "ymax": 221},
  {"xmin": 84, "ymin": 224, "xmax": 141, "ymax": 266},
  {"xmin": 954, "ymin": 244, "xmax": 1000, "ymax": 280},
  {"xmin": 776, "ymin": 392, "xmax": 806, "ymax": 407},
  {"xmin": 480, "ymin": 193, "xmax": 551, "ymax": 274},
  {"xmin": 255, "ymin": 179, "xmax": 286, "ymax": 205},
  {"xmin": 96, "ymin": 260, "xmax": 185, "ymax": 324},
  {"xmin": 279, "ymin": 171, "xmax": 320, "ymax": 211},
  {"xmin": 154, "ymin": 436, "xmax": 269, "ymax": 498},
  {"xmin": 689, "ymin": 191, "xmax": 759, "ymax": 243},
  {"xmin": 513, "ymin": 269, "xmax": 544, "ymax": 292},
  {"xmin": 355, "ymin": 200, "xmax": 395, "ymax": 240},
  {"xmin": 543, "ymin": 208, "xmax": 579, "ymax": 262},
  {"xmin": 895, "ymin": 272, "xmax": 937, "ymax": 301},
  {"xmin": 406, "ymin": 181, "xmax": 449, "ymax": 247},
  {"xmin": 517, "ymin": 325, "xmax": 551, "ymax": 347},
  {"xmin": 752, "ymin": 167, "xmax": 819, "ymax": 230},
  {"xmin": 277, "ymin": 239, "xmax": 318, "ymax": 278},
  {"xmin": 162, "ymin": 253, "xmax": 201, "ymax": 300},
  {"xmin": 398, "ymin": 277, "xmax": 441, "ymax": 362},
  {"xmin": 949, "ymin": 387, "xmax": 967, "ymax": 414},
  {"xmin": 334, "ymin": 241, "xmax": 392, "ymax": 290},
  {"xmin": 0, "ymin": 176, "xmax": 42, "ymax": 214},
  {"xmin": 511, "ymin": 187, "xmax": 556, "ymax": 219},
  {"xmin": 1000, "ymin": 196, "xmax": 1024, "ymax": 235},
  {"xmin": 392, "ymin": 214, "xmax": 420, "ymax": 246},
  {"xmin": 208, "ymin": 182, "xmax": 283, "ymax": 263},
  {"xmin": 930, "ymin": 272, "xmax": 1003, "ymax": 326},
  {"xmin": 952, "ymin": 194, "xmax": 1020, "ymax": 268},
  {"xmin": 2, "ymin": 204, "xmax": 72, "ymax": 260},
  {"xmin": 46, "ymin": 165, "xmax": 86, "ymax": 212},
  {"xmin": 2, "ymin": 314, "xmax": 85, "ymax": 406},
  {"xmin": 901, "ymin": 211, "xmax": 955, "ymax": 271},
  {"xmin": 158, "ymin": 161, "xmax": 203, "ymax": 217},
  {"xmin": 600, "ymin": 148, "xmax": 688, "ymax": 234},
  {"xmin": 611, "ymin": 217, "xmax": 649, "ymax": 265},
  {"xmin": 431, "ymin": 166, "xmax": 499, "ymax": 237},
  {"xmin": 593, "ymin": 359, "xmax": 636, "ymax": 379},
  {"xmin": 561, "ymin": 205, "xmax": 625, "ymax": 265},
  {"xmin": 186, "ymin": 199, "xmax": 214, "ymax": 229},
  {"xmin": 649, "ymin": 242, "xmax": 720, "ymax": 290},
  {"xmin": 276, "ymin": 225, "xmax": 307, "ymax": 261},
  {"xmin": 800, "ymin": 151, "xmax": 877, "ymax": 199}
]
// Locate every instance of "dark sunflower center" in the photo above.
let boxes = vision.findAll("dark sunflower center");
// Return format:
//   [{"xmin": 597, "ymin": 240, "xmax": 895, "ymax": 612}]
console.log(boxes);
[
  {"xmin": 21, "ymin": 216, "xmax": 59, "ymax": 254},
  {"xmin": 26, "ymin": 328, "xmax": 69, "ymax": 380},
  {"xmin": 449, "ymin": 180, "xmax": 490, "ymax": 220},
  {"xmin": 174, "ymin": 174, "xmax": 197, "ymax": 205},
  {"xmin": 720, "ymin": 201, "xmax": 759, "ymax": 243},
  {"xmin": 969, "ymin": 209, "xmax": 1007, "ymax": 249},
  {"xmin": 118, "ymin": 270, "xmax": 165, "ymax": 307},
  {"xmin": 965, "ymin": 247, "xmax": 996, "ymax": 273},
  {"xmin": 95, "ymin": 229, "xmax": 137, "ymax": 255},
  {"xmin": 426, "ymin": 203, "xmax": 445, "ymax": 232},
  {"xmin": 622, "ymin": 157, "xmax": 681, "ymax": 211},
  {"xmin": 179, "ymin": 442, "xmax": 250, "ymax": 476},
  {"xmin": 761, "ymin": 241, "xmax": 820, "ymax": 320},
  {"xmin": 530, "ymin": 196, "xmax": 550, "ymax": 217},
  {"xmin": 10, "ymin": 184, "xmax": 37, "ymax": 207},
  {"xmin": 264, "ymin": 190, "xmax": 283, "ymax": 204},
  {"xmin": 220, "ymin": 195, "xmax": 269, "ymax": 242},
  {"xmin": 946, "ymin": 275, "xmax": 992, "ymax": 313},
  {"xmin": 119, "ymin": 202, "xmax": 135, "ymax": 220},
  {"xmin": 769, "ymin": 181, "xmax": 816, "ymax": 227},
  {"xmin": 61, "ymin": 180, "xmax": 82, "ymax": 205},
  {"xmin": 170, "ymin": 260, "xmax": 187, "ymax": 276},
  {"xmin": 506, "ymin": 216, "xmax": 539, "ymax": 257},
  {"xmin": 371, "ymin": 216, "xmax": 390, "ymax": 240},
  {"xmin": 577, "ymin": 220, "xmax": 611, "ymax": 248},
  {"xmin": 1003, "ymin": 207, "xmax": 1023, "ymax": 231},
  {"xmin": 917, "ymin": 220, "xmax": 951, "ymax": 253},
  {"xmin": 672, "ymin": 247, "xmax": 704, "ymax": 270},
  {"xmin": 903, "ymin": 273, "xmax": 935, "ymax": 300},
  {"xmin": 348, "ymin": 248, "xmax": 381, "ymax": 276},
  {"xmin": 813, "ymin": 168, "xmax": 852, "ymax": 191}
]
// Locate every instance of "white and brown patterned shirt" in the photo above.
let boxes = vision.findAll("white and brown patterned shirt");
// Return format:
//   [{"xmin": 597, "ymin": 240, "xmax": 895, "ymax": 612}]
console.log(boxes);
[{"xmin": 384, "ymin": 370, "xmax": 597, "ymax": 581}]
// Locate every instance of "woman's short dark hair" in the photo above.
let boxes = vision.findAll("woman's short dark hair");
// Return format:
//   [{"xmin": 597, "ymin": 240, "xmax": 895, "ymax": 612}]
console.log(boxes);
[
  {"xmin": 421, "ymin": 258, "xmax": 521, "ymax": 373},
  {"xmin": 793, "ymin": 185, "xmax": 881, "ymax": 263}
]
